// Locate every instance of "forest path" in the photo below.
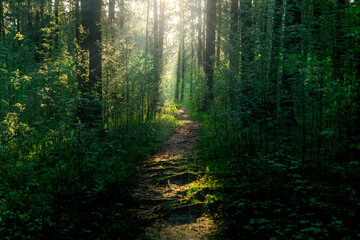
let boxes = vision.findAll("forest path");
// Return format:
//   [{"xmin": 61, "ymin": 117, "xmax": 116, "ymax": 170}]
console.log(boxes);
[{"xmin": 133, "ymin": 107, "xmax": 216, "ymax": 240}]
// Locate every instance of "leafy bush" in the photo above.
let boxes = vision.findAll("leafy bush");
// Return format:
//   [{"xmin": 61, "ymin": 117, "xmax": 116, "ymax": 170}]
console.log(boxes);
[{"xmin": 0, "ymin": 113, "xmax": 176, "ymax": 239}]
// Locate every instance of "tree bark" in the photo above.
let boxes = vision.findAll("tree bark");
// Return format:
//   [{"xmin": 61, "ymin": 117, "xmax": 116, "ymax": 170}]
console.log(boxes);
[
  {"xmin": 269, "ymin": 0, "xmax": 284, "ymax": 117},
  {"xmin": 190, "ymin": 0, "xmax": 195, "ymax": 100},
  {"xmin": 229, "ymin": 0, "xmax": 239, "ymax": 110},
  {"xmin": 197, "ymin": 0, "xmax": 202, "ymax": 68},
  {"xmin": 119, "ymin": 0, "xmax": 125, "ymax": 31},
  {"xmin": 203, "ymin": 0, "xmax": 216, "ymax": 110},
  {"xmin": 79, "ymin": 0, "xmax": 103, "ymax": 124},
  {"xmin": 109, "ymin": 0, "xmax": 115, "ymax": 24},
  {"xmin": 216, "ymin": 0, "xmax": 222, "ymax": 67},
  {"xmin": 54, "ymin": 0, "xmax": 59, "ymax": 49},
  {"xmin": 180, "ymin": 0, "xmax": 185, "ymax": 101},
  {"xmin": 75, "ymin": 0, "xmax": 80, "ymax": 43},
  {"xmin": 281, "ymin": 0, "xmax": 302, "ymax": 122},
  {"xmin": 0, "ymin": 0, "xmax": 3, "ymax": 39},
  {"xmin": 175, "ymin": 44, "xmax": 181, "ymax": 101}
]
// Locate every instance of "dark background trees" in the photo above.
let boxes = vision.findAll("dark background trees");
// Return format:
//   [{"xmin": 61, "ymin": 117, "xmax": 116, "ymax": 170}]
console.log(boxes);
[{"xmin": 176, "ymin": 0, "xmax": 360, "ymax": 238}]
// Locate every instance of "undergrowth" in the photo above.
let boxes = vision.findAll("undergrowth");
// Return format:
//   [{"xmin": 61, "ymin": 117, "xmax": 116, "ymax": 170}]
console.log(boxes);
[
  {"xmin": 0, "ymin": 103, "xmax": 179, "ymax": 240},
  {"xmin": 184, "ymin": 103, "xmax": 360, "ymax": 240}
]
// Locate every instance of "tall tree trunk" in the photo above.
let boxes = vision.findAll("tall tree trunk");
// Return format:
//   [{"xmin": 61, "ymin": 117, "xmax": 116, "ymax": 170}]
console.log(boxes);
[
  {"xmin": 240, "ymin": 0, "xmax": 253, "ymax": 100},
  {"xmin": 203, "ymin": 0, "xmax": 216, "ymax": 111},
  {"xmin": 281, "ymin": 0, "xmax": 302, "ymax": 123},
  {"xmin": 152, "ymin": 0, "xmax": 158, "ymax": 114},
  {"xmin": 216, "ymin": 0, "xmax": 222, "ymax": 67},
  {"xmin": 269, "ymin": 0, "xmax": 284, "ymax": 118},
  {"xmin": 159, "ymin": 0, "xmax": 165, "ymax": 61},
  {"xmin": 152, "ymin": 0, "xmax": 165, "ymax": 114},
  {"xmin": 333, "ymin": 0, "xmax": 345, "ymax": 83},
  {"xmin": 229, "ymin": 0, "xmax": 239, "ymax": 110},
  {"xmin": 145, "ymin": 0, "xmax": 150, "ymax": 56},
  {"xmin": 180, "ymin": 0, "xmax": 185, "ymax": 101},
  {"xmin": 119, "ymin": 0, "xmax": 125, "ymax": 31},
  {"xmin": 75, "ymin": 0, "xmax": 80, "ymax": 43},
  {"xmin": 180, "ymin": 37, "xmax": 185, "ymax": 101},
  {"xmin": 109, "ymin": 0, "xmax": 115, "ymax": 24},
  {"xmin": 27, "ymin": 0, "xmax": 33, "ymax": 35},
  {"xmin": 79, "ymin": 0, "xmax": 103, "ymax": 124},
  {"xmin": 54, "ymin": 0, "xmax": 59, "ymax": 49},
  {"xmin": 197, "ymin": 0, "xmax": 202, "ymax": 68},
  {"xmin": 190, "ymin": 0, "xmax": 195, "ymax": 100},
  {"xmin": 0, "ymin": 0, "xmax": 3, "ymax": 39},
  {"xmin": 175, "ymin": 44, "xmax": 181, "ymax": 101}
]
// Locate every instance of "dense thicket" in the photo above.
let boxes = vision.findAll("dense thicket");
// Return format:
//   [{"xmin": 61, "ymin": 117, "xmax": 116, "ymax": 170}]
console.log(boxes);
[
  {"xmin": 176, "ymin": 0, "xmax": 360, "ymax": 239},
  {"xmin": 0, "ymin": 1, "xmax": 177, "ymax": 239},
  {"xmin": 1, "ymin": 0, "xmax": 360, "ymax": 239}
]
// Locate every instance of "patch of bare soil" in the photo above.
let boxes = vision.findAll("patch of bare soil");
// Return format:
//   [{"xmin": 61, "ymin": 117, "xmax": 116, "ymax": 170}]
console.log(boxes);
[{"xmin": 133, "ymin": 107, "xmax": 216, "ymax": 240}]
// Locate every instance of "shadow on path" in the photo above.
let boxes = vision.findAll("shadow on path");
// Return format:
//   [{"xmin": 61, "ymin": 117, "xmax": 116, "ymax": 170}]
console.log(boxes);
[{"xmin": 133, "ymin": 107, "xmax": 216, "ymax": 240}]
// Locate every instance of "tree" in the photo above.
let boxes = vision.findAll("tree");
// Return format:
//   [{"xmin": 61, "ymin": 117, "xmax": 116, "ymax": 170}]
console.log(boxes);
[
  {"xmin": 175, "ymin": 43, "xmax": 181, "ymax": 101},
  {"xmin": 180, "ymin": 0, "xmax": 186, "ymax": 101},
  {"xmin": 0, "ymin": 0, "xmax": 4, "ymax": 39},
  {"xmin": 197, "ymin": 0, "xmax": 202, "ymax": 68},
  {"xmin": 152, "ymin": 0, "xmax": 166, "ymax": 114},
  {"xmin": 281, "ymin": 0, "xmax": 302, "ymax": 123},
  {"xmin": 269, "ymin": 0, "xmax": 284, "ymax": 118},
  {"xmin": 216, "ymin": 0, "xmax": 222, "ymax": 67},
  {"xmin": 109, "ymin": 0, "xmax": 115, "ymax": 24},
  {"xmin": 202, "ymin": 0, "xmax": 216, "ymax": 110},
  {"xmin": 79, "ymin": 0, "xmax": 103, "ymax": 124},
  {"xmin": 229, "ymin": 0, "xmax": 239, "ymax": 110}
]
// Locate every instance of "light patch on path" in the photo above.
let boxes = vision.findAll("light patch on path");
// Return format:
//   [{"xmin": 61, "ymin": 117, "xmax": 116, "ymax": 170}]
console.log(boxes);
[{"xmin": 133, "ymin": 107, "xmax": 216, "ymax": 240}]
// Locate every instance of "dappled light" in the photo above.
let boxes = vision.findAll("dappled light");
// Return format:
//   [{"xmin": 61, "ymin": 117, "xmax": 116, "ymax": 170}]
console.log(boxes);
[{"xmin": 1, "ymin": 0, "xmax": 360, "ymax": 239}]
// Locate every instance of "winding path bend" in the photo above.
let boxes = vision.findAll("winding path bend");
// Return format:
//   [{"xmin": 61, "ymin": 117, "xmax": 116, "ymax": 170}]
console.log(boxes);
[{"xmin": 133, "ymin": 107, "xmax": 216, "ymax": 240}]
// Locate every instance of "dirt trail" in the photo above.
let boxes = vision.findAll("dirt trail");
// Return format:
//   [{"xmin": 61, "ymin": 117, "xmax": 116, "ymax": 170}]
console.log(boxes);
[{"xmin": 133, "ymin": 107, "xmax": 216, "ymax": 240}]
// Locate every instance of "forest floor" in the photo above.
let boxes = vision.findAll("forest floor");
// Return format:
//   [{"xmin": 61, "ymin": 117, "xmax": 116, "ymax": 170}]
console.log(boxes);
[{"xmin": 133, "ymin": 107, "xmax": 217, "ymax": 240}]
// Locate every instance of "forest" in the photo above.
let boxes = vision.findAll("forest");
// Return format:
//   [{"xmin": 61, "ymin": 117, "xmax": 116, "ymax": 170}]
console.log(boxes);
[{"xmin": 0, "ymin": 0, "xmax": 359, "ymax": 239}]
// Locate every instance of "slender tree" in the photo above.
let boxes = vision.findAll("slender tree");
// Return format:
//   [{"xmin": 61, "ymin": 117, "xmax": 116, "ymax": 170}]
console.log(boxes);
[
  {"xmin": 281, "ymin": 0, "xmax": 302, "ymax": 123},
  {"xmin": 180, "ymin": 0, "xmax": 186, "ymax": 101},
  {"xmin": 109, "ymin": 0, "xmax": 115, "ymax": 24},
  {"xmin": 175, "ymin": 44, "xmax": 181, "ymax": 101},
  {"xmin": 216, "ymin": 0, "xmax": 222, "ymax": 67},
  {"xmin": 269, "ymin": 0, "xmax": 284, "ymax": 117},
  {"xmin": 0, "ymin": 0, "xmax": 3, "ymax": 39},
  {"xmin": 197, "ymin": 0, "xmax": 202, "ymax": 68},
  {"xmin": 229, "ymin": 0, "xmax": 239, "ymax": 110},
  {"xmin": 203, "ymin": 0, "xmax": 216, "ymax": 110},
  {"xmin": 79, "ymin": 0, "xmax": 103, "ymax": 124}
]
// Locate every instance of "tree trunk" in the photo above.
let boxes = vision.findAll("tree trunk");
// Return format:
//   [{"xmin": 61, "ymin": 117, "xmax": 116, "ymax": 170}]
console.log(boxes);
[
  {"xmin": 119, "ymin": 0, "xmax": 125, "ymax": 31},
  {"xmin": 54, "ymin": 0, "xmax": 59, "ymax": 49},
  {"xmin": 75, "ymin": 0, "xmax": 80, "ymax": 43},
  {"xmin": 175, "ymin": 44, "xmax": 181, "ymax": 101},
  {"xmin": 27, "ymin": 0, "xmax": 33, "ymax": 35},
  {"xmin": 190, "ymin": 0, "xmax": 195, "ymax": 100},
  {"xmin": 152, "ymin": 0, "xmax": 159, "ymax": 114},
  {"xmin": 281, "ymin": 0, "xmax": 302, "ymax": 123},
  {"xmin": 79, "ymin": 0, "xmax": 103, "ymax": 124},
  {"xmin": 203, "ymin": 0, "xmax": 216, "ymax": 110},
  {"xmin": 216, "ymin": 0, "xmax": 222, "ymax": 67},
  {"xmin": 197, "ymin": 0, "xmax": 202, "ymax": 68},
  {"xmin": 0, "ymin": 0, "xmax": 3, "ymax": 39},
  {"xmin": 180, "ymin": 0, "xmax": 185, "ymax": 101},
  {"xmin": 145, "ymin": 0, "xmax": 150, "ymax": 56},
  {"xmin": 269, "ymin": 0, "xmax": 284, "ymax": 118},
  {"xmin": 152, "ymin": 0, "xmax": 165, "ymax": 113},
  {"xmin": 159, "ymin": 0, "xmax": 165, "ymax": 61},
  {"xmin": 240, "ymin": 0, "xmax": 253, "ymax": 99},
  {"xmin": 109, "ymin": 0, "xmax": 115, "ymax": 24},
  {"xmin": 229, "ymin": 0, "xmax": 239, "ymax": 110}
]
